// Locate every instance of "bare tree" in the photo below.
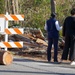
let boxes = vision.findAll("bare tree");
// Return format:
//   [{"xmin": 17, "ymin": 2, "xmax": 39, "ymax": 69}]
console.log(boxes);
[
  {"xmin": 15, "ymin": 0, "xmax": 19, "ymax": 14},
  {"xmin": 5, "ymin": 0, "xmax": 10, "ymax": 13},
  {"xmin": 5, "ymin": 0, "xmax": 19, "ymax": 14}
]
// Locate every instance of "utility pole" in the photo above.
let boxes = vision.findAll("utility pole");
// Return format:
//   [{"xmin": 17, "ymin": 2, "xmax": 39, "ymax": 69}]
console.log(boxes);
[{"xmin": 51, "ymin": 0, "xmax": 56, "ymax": 13}]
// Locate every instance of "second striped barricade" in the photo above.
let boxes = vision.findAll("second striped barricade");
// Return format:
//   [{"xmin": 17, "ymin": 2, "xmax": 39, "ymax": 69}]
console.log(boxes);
[
  {"xmin": 0, "ymin": 14, "xmax": 24, "ymax": 21},
  {"xmin": 5, "ymin": 28, "xmax": 24, "ymax": 34},
  {"xmin": 0, "ymin": 42, "xmax": 23, "ymax": 48}
]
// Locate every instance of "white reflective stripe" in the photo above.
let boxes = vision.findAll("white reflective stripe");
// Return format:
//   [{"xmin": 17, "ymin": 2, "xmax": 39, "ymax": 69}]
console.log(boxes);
[
  {"xmin": 15, "ymin": 15, "xmax": 24, "ymax": 21},
  {"xmin": 9, "ymin": 42, "xmax": 17, "ymax": 47},
  {"xmin": 9, "ymin": 29, "xmax": 16, "ymax": 34},
  {"xmin": 18, "ymin": 28, "xmax": 24, "ymax": 34},
  {"xmin": 5, "ymin": 15, "xmax": 14, "ymax": 20},
  {"xmin": 0, "ymin": 43, "xmax": 6, "ymax": 47}
]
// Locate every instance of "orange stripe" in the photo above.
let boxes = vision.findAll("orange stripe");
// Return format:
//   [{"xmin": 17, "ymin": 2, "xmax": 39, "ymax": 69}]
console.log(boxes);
[
  {"xmin": 0, "ymin": 14, "xmax": 8, "ymax": 20},
  {"xmin": 21, "ymin": 15, "xmax": 24, "ymax": 18},
  {"xmin": 14, "ymin": 42, "xmax": 22, "ymax": 48},
  {"xmin": 3, "ymin": 42, "xmax": 12, "ymax": 48},
  {"xmin": 5, "ymin": 29, "xmax": 11, "ymax": 34},
  {"xmin": 14, "ymin": 28, "xmax": 22, "ymax": 34},
  {"xmin": 4, "ymin": 16, "xmax": 8, "ymax": 20},
  {"xmin": 0, "ymin": 14, "xmax": 5, "ymax": 17},
  {"xmin": 10, "ymin": 15, "xmax": 19, "ymax": 20}
]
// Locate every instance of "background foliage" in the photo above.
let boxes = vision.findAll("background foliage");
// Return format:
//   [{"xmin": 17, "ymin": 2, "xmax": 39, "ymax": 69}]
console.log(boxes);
[{"xmin": 0, "ymin": 0, "xmax": 75, "ymax": 36}]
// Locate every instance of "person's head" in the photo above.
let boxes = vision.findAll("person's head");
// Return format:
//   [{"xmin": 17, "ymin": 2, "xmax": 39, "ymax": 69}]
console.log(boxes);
[
  {"xmin": 51, "ymin": 12, "xmax": 56, "ymax": 18},
  {"xmin": 70, "ymin": 8, "xmax": 75, "ymax": 15}
]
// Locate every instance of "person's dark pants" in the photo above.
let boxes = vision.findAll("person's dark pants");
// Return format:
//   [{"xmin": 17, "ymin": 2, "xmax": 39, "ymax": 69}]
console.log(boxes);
[
  {"xmin": 61, "ymin": 35, "xmax": 71, "ymax": 60},
  {"xmin": 69, "ymin": 35, "xmax": 75, "ymax": 61},
  {"xmin": 47, "ymin": 37, "xmax": 58, "ymax": 62},
  {"xmin": 62, "ymin": 34, "xmax": 75, "ymax": 61}
]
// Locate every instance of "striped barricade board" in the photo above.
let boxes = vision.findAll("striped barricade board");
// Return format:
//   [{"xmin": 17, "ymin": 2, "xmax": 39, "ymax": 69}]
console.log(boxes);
[
  {"xmin": 0, "ymin": 14, "xmax": 24, "ymax": 21},
  {"xmin": 0, "ymin": 42, "xmax": 23, "ymax": 48},
  {"xmin": 0, "ymin": 13, "xmax": 24, "ymax": 65},
  {"xmin": 5, "ymin": 28, "xmax": 24, "ymax": 34},
  {"xmin": 0, "ymin": 14, "xmax": 24, "ymax": 49}
]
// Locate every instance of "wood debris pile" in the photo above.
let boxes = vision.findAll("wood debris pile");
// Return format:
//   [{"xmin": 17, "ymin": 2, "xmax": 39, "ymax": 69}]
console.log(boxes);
[
  {"xmin": 0, "ymin": 28, "xmax": 64, "ymax": 59},
  {"xmin": 8, "ymin": 28, "xmax": 48, "ymax": 57}
]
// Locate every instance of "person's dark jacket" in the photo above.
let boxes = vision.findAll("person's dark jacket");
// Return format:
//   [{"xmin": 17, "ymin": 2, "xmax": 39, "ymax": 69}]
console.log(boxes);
[
  {"xmin": 47, "ymin": 18, "xmax": 59, "ymax": 38},
  {"xmin": 63, "ymin": 16, "xmax": 75, "ymax": 36}
]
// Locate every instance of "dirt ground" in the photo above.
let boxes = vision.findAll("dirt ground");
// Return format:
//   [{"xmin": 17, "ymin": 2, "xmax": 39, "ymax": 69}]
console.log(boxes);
[{"xmin": 13, "ymin": 50, "xmax": 63, "ymax": 62}]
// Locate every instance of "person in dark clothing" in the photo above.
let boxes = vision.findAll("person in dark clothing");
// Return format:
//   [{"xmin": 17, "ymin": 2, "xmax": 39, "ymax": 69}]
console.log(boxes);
[
  {"xmin": 61, "ymin": 8, "xmax": 75, "ymax": 65},
  {"xmin": 44, "ymin": 12, "xmax": 62, "ymax": 62}
]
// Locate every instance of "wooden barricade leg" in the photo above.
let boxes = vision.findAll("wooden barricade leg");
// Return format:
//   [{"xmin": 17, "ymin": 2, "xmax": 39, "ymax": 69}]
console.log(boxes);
[{"xmin": 0, "ymin": 51, "xmax": 13, "ymax": 65}]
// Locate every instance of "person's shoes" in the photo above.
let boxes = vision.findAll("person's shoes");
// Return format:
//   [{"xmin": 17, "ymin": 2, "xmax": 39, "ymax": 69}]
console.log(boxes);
[
  {"xmin": 59, "ymin": 59, "xmax": 67, "ymax": 63},
  {"xmin": 47, "ymin": 60, "xmax": 51, "ymax": 63},
  {"xmin": 54, "ymin": 60, "xmax": 58, "ymax": 62},
  {"xmin": 54, "ymin": 60, "xmax": 60, "ymax": 64},
  {"xmin": 71, "ymin": 61, "xmax": 75, "ymax": 65},
  {"xmin": 59, "ymin": 59, "xmax": 62, "ymax": 63}
]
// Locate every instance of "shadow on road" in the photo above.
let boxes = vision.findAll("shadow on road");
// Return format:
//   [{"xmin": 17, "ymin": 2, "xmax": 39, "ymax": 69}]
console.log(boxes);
[
  {"xmin": 0, "ymin": 70, "xmax": 75, "ymax": 75},
  {"xmin": 13, "ymin": 57, "xmax": 75, "ymax": 70}
]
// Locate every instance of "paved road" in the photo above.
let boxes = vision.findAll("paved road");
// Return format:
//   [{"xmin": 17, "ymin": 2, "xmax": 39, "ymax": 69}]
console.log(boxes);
[{"xmin": 0, "ymin": 56, "xmax": 75, "ymax": 75}]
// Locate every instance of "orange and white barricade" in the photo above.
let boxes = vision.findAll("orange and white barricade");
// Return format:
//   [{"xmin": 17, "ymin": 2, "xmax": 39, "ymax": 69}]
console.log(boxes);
[
  {"xmin": 0, "ymin": 12, "xmax": 24, "ymax": 50},
  {"xmin": 0, "ymin": 12, "xmax": 24, "ymax": 65}
]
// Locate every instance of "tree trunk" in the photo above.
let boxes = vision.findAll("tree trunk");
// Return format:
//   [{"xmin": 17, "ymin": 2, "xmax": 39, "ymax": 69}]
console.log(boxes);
[
  {"xmin": 16, "ymin": 0, "xmax": 19, "ymax": 14},
  {"xmin": 51, "ymin": 0, "xmax": 56, "ymax": 13},
  {"xmin": 12, "ymin": 0, "xmax": 15, "ymax": 14},
  {"xmin": 5, "ymin": 0, "xmax": 10, "ymax": 13},
  {"xmin": 0, "ymin": 51, "xmax": 13, "ymax": 65}
]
